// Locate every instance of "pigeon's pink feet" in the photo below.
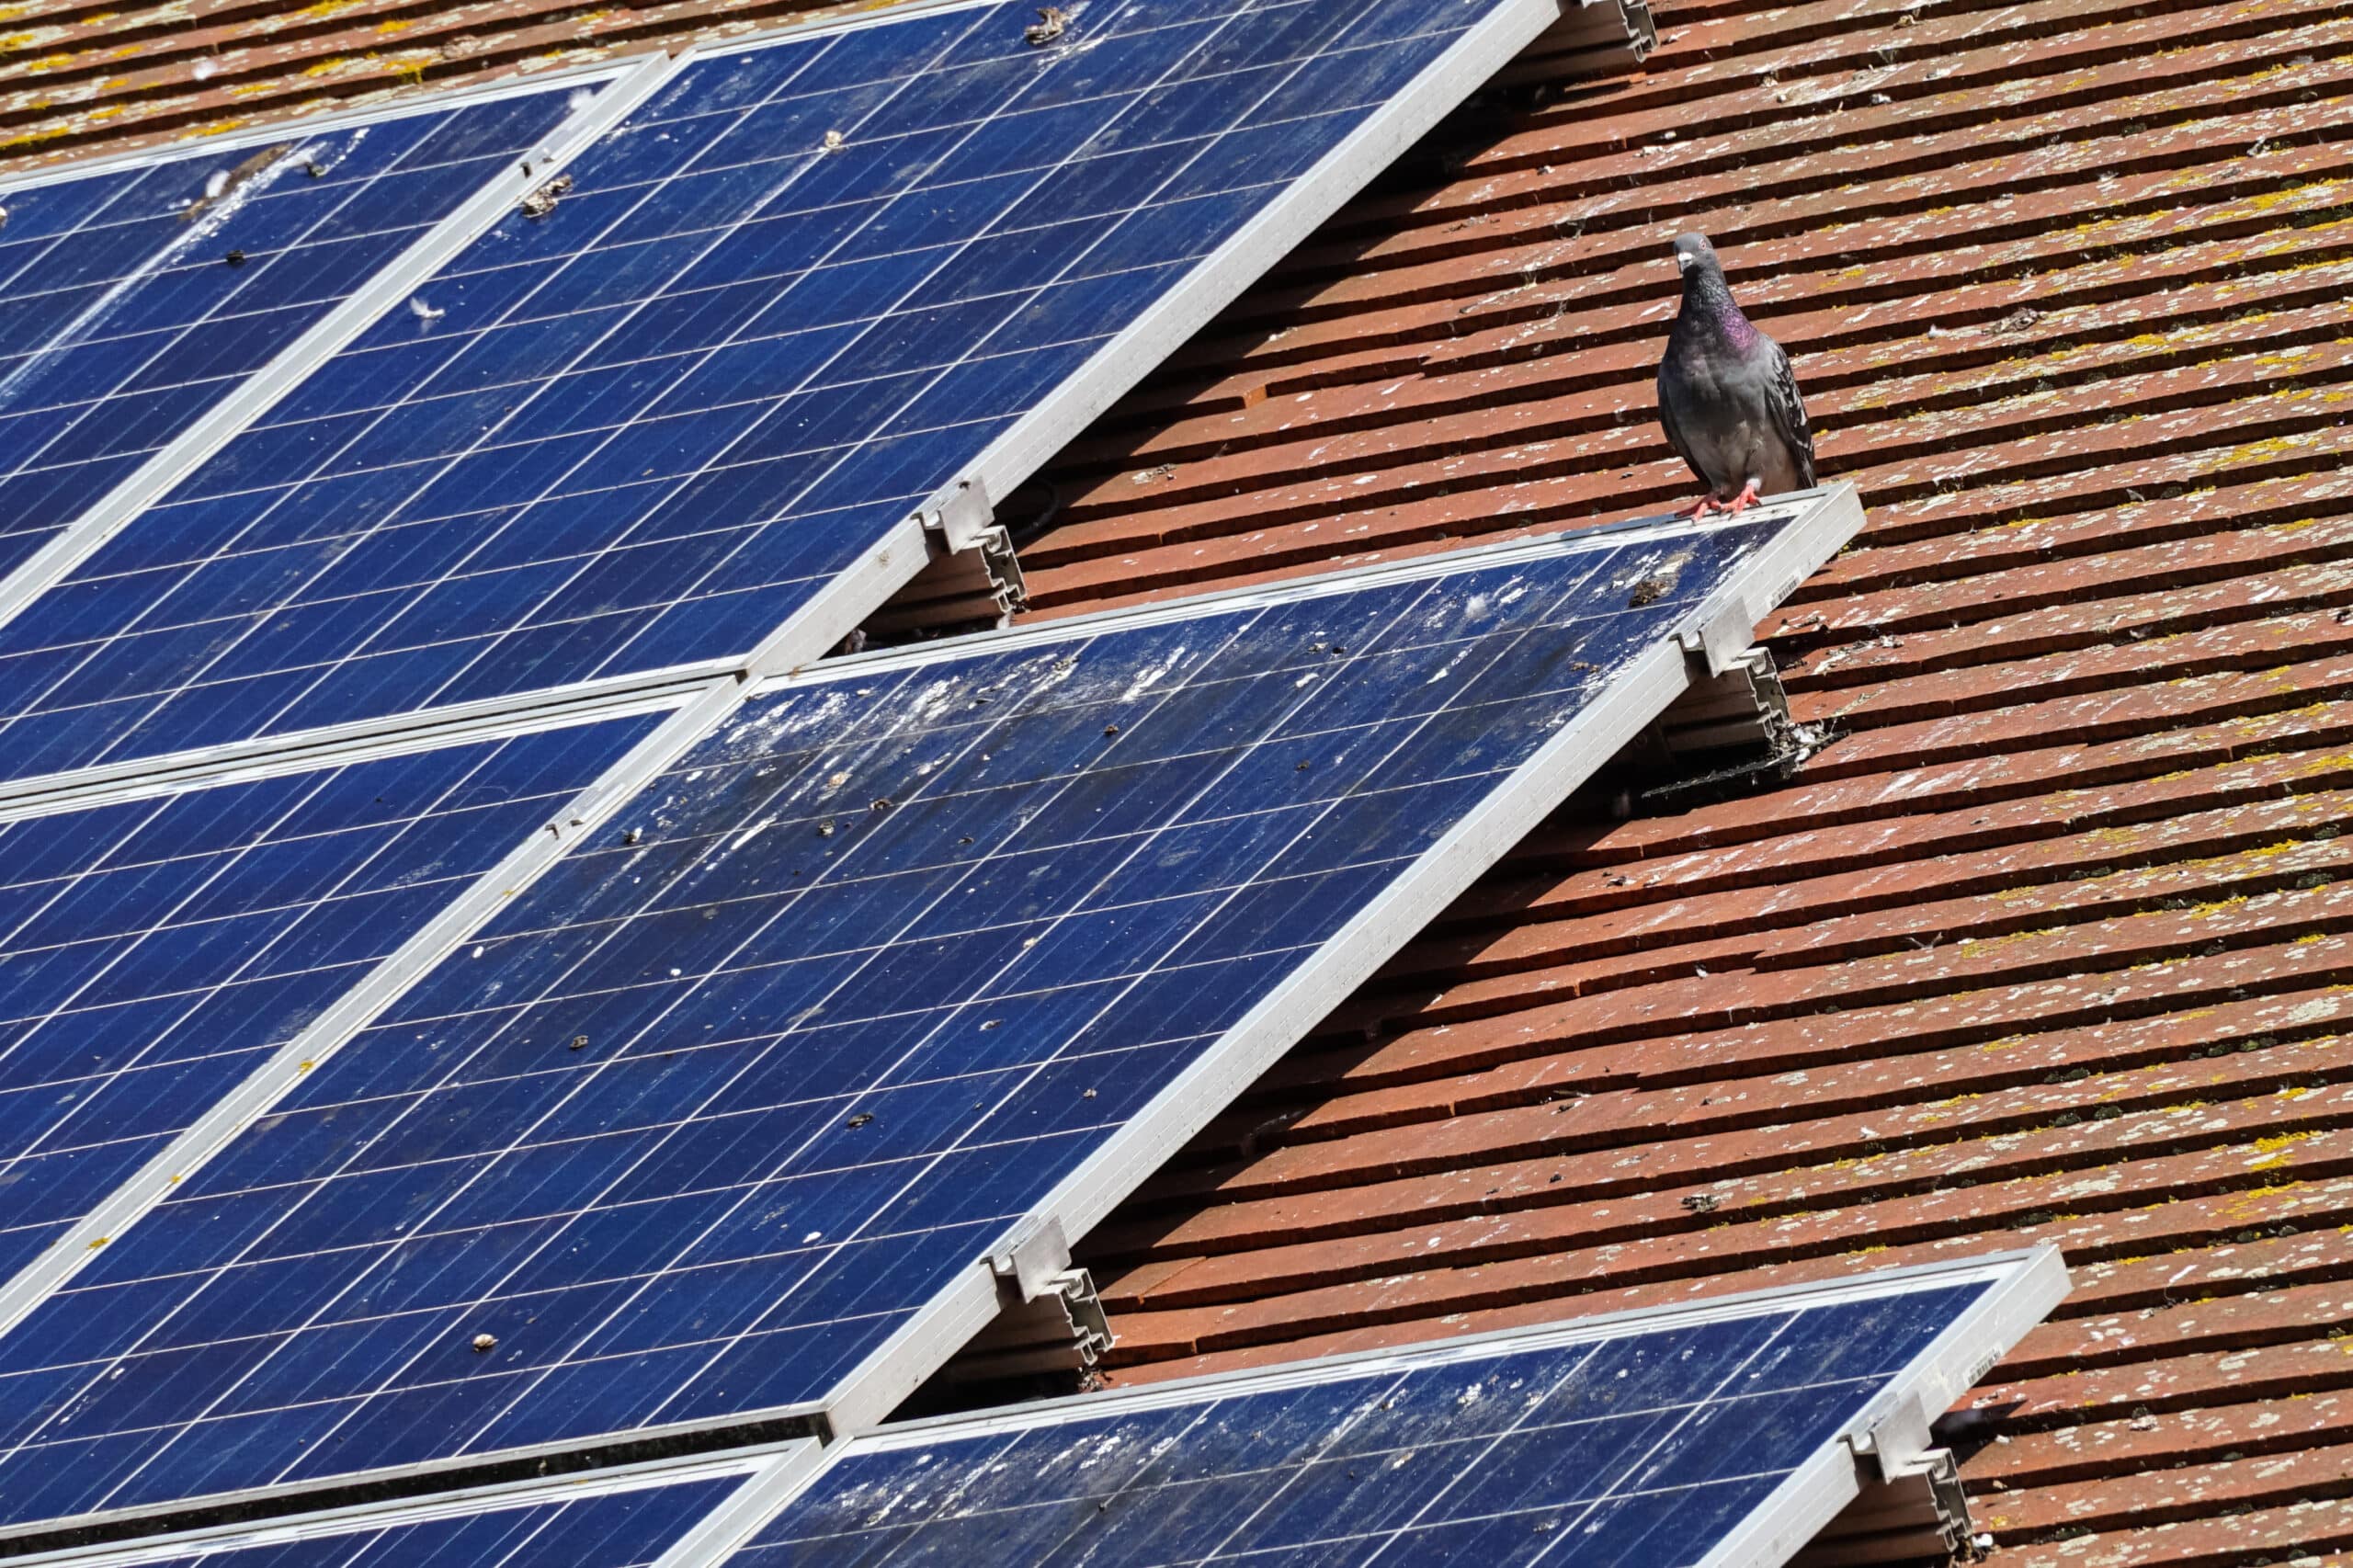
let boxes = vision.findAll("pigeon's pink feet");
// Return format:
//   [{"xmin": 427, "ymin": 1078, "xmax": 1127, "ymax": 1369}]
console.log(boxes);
[
  {"xmin": 1685, "ymin": 494, "xmax": 1721, "ymax": 521},
  {"xmin": 1721, "ymin": 480, "xmax": 1762, "ymax": 516}
]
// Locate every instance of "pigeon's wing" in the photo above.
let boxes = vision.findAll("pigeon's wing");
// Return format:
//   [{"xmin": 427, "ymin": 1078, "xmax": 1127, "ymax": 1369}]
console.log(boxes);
[
  {"xmin": 1655, "ymin": 360, "xmax": 1704, "ymax": 483},
  {"xmin": 1763, "ymin": 336, "xmax": 1816, "ymax": 487}
]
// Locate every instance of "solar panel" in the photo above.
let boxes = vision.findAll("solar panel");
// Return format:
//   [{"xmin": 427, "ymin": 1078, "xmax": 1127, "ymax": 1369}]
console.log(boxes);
[
  {"xmin": 8, "ymin": 1449, "xmax": 792, "ymax": 1568},
  {"xmin": 0, "ymin": 0, "xmax": 1563, "ymax": 784},
  {"xmin": 682, "ymin": 1251, "xmax": 2067, "ymax": 1568},
  {"xmin": 13, "ymin": 1254, "xmax": 2059, "ymax": 1568},
  {"xmin": 0, "ymin": 489, "xmax": 1860, "ymax": 1541},
  {"xmin": 0, "ymin": 73, "xmax": 634, "ymax": 612},
  {"xmin": 0, "ymin": 708, "xmax": 667, "ymax": 1324}
]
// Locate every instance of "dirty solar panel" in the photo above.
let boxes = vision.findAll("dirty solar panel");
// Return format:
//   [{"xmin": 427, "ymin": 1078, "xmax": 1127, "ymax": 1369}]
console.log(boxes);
[
  {"xmin": 0, "ymin": 0, "xmax": 1524, "ymax": 782},
  {"xmin": 0, "ymin": 84, "xmax": 595, "ymax": 586},
  {"xmin": 0, "ymin": 709, "xmax": 660, "ymax": 1290},
  {"xmin": 0, "ymin": 515, "xmax": 1790, "ymax": 1528},
  {"xmin": 737, "ymin": 1272, "xmax": 2008, "ymax": 1568},
  {"xmin": 61, "ymin": 1468, "xmax": 753, "ymax": 1568}
]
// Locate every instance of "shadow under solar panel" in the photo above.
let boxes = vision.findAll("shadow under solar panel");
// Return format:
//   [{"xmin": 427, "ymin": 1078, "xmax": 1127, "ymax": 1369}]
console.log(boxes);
[
  {"xmin": 0, "ymin": 491, "xmax": 1860, "ymax": 1544},
  {"xmin": 0, "ymin": 0, "xmax": 1561, "ymax": 784}
]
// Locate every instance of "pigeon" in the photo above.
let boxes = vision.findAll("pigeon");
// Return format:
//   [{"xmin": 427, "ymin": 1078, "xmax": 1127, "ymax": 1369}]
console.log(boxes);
[{"xmin": 1655, "ymin": 233, "xmax": 1814, "ymax": 518}]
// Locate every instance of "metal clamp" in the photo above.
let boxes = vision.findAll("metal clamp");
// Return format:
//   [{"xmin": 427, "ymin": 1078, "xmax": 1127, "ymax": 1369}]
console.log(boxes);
[
  {"xmin": 975, "ymin": 1216, "xmax": 1115, "ymax": 1375},
  {"xmin": 920, "ymin": 478, "xmax": 999, "ymax": 555}
]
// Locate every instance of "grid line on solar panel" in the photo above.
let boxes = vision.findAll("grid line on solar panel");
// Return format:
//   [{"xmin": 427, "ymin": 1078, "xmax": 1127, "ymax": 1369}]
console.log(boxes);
[
  {"xmin": 0, "ymin": 707, "xmax": 669, "ymax": 1331},
  {"xmin": 0, "ymin": 500, "xmax": 1859, "ymax": 1540},
  {"xmin": 706, "ymin": 1251, "xmax": 2063, "ymax": 1568},
  {"xmin": 0, "ymin": 71, "xmax": 631, "ymax": 610},
  {"xmin": 0, "ymin": 0, "xmax": 1554, "ymax": 784}
]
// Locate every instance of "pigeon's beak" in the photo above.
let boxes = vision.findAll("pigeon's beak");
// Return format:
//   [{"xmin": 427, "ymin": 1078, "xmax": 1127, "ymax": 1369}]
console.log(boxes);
[{"xmin": 1673, "ymin": 253, "xmax": 1694, "ymax": 274}]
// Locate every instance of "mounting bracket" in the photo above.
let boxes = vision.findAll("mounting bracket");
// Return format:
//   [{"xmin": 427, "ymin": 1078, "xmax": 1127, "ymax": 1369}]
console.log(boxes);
[
  {"xmin": 1496, "ymin": 0, "xmax": 1656, "ymax": 87},
  {"xmin": 1677, "ymin": 603, "xmax": 1758, "ymax": 678},
  {"xmin": 1794, "ymin": 1391, "xmax": 1984, "ymax": 1565},
  {"xmin": 1657, "ymin": 645, "xmax": 1803, "ymax": 761},
  {"xmin": 938, "ymin": 1217, "xmax": 1115, "ymax": 1386},
  {"xmin": 1850, "ymin": 1389, "xmax": 1938, "ymax": 1482},
  {"xmin": 924, "ymin": 478, "xmax": 998, "ymax": 556},
  {"xmin": 869, "ymin": 478, "xmax": 1029, "ymax": 634}
]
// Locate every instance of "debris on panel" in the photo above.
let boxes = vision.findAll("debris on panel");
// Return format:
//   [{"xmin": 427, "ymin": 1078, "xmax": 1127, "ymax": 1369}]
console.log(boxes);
[
  {"xmin": 183, "ymin": 142, "xmax": 294, "ymax": 223},
  {"xmin": 1025, "ymin": 6, "xmax": 1066, "ymax": 45},
  {"xmin": 518, "ymin": 173, "xmax": 572, "ymax": 219}
]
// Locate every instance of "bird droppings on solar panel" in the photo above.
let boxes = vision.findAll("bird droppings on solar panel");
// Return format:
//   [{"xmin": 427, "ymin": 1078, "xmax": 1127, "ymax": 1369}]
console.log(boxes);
[
  {"xmin": 407, "ymin": 295, "xmax": 445, "ymax": 325},
  {"xmin": 518, "ymin": 172, "xmax": 572, "ymax": 218},
  {"xmin": 184, "ymin": 142, "xmax": 293, "ymax": 222},
  {"xmin": 471, "ymin": 1334, "xmax": 496, "ymax": 1353},
  {"xmin": 822, "ymin": 129, "xmax": 846, "ymax": 153},
  {"xmin": 1024, "ymin": 6, "xmax": 1067, "ymax": 45}
]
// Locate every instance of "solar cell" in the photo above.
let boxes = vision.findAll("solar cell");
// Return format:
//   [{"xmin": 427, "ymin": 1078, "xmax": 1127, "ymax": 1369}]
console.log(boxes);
[
  {"xmin": 0, "ymin": 0, "xmax": 1560, "ymax": 783},
  {"xmin": 11, "ymin": 1451, "xmax": 784, "ymax": 1568},
  {"xmin": 0, "ymin": 76, "xmax": 617, "ymax": 602},
  {"xmin": 703, "ymin": 1251, "xmax": 2066, "ymax": 1568},
  {"xmin": 0, "ymin": 709, "xmax": 664, "ymax": 1300},
  {"xmin": 0, "ymin": 491, "xmax": 1860, "ymax": 1540}
]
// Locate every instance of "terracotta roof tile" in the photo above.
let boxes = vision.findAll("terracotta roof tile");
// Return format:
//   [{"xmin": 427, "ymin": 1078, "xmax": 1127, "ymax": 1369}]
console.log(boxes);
[{"xmin": 0, "ymin": 0, "xmax": 862, "ymax": 167}]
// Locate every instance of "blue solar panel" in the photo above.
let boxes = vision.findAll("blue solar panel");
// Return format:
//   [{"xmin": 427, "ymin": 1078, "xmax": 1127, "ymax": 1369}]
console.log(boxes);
[
  {"xmin": 0, "ymin": 509, "xmax": 1821, "ymax": 1532},
  {"xmin": 0, "ymin": 83, "xmax": 598, "ymax": 594},
  {"xmin": 51, "ymin": 1461, "xmax": 762, "ymax": 1568},
  {"xmin": 0, "ymin": 0, "xmax": 1547, "ymax": 782},
  {"xmin": 0, "ymin": 710, "xmax": 661, "ymax": 1289},
  {"xmin": 722, "ymin": 1253, "xmax": 2059, "ymax": 1568}
]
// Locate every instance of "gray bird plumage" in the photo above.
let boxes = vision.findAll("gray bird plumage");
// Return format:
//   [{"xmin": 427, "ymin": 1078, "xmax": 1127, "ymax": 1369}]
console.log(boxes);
[{"xmin": 1655, "ymin": 233, "xmax": 1814, "ymax": 517}]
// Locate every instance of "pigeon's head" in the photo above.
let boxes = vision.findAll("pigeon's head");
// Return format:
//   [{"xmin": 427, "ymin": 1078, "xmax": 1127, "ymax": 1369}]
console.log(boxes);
[{"xmin": 1670, "ymin": 233, "xmax": 1721, "ymax": 278}]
